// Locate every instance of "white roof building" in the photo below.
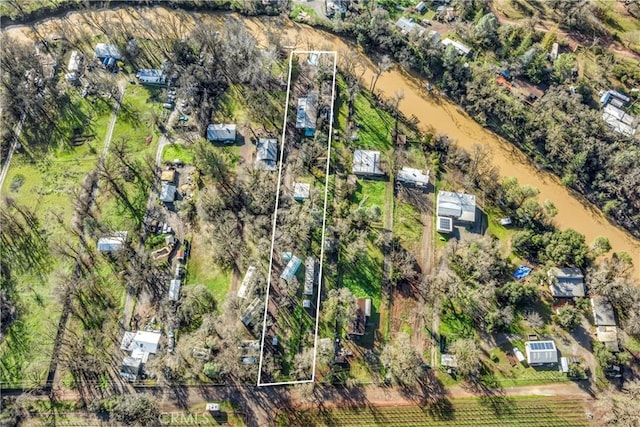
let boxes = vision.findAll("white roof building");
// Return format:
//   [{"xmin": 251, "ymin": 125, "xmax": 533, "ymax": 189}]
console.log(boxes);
[
  {"xmin": 97, "ymin": 231, "xmax": 127, "ymax": 252},
  {"xmin": 304, "ymin": 257, "xmax": 316, "ymax": 296},
  {"xmin": 169, "ymin": 279, "xmax": 181, "ymax": 301},
  {"xmin": 121, "ymin": 330, "xmax": 162, "ymax": 355},
  {"xmin": 352, "ymin": 150, "xmax": 384, "ymax": 176},
  {"xmin": 602, "ymin": 103, "xmax": 637, "ymax": 137},
  {"xmin": 94, "ymin": 43, "xmax": 122, "ymax": 60},
  {"xmin": 436, "ymin": 191, "xmax": 476, "ymax": 233},
  {"xmin": 524, "ymin": 340, "xmax": 558, "ymax": 365},
  {"xmin": 441, "ymin": 38, "xmax": 471, "ymax": 56},
  {"xmin": 293, "ymin": 182, "xmax": 311, "ymax": 201},
  {"xmin": 67, "ymin": 50, "xmax": 82, "ymax": 73},
  {"xmin": 396, "ymin": 167, "xmax": 430, "ymax": 187},
  {"xmin": 207, "ymin": 124, "xmax": 237, "ymax": 143},
  {"xmin": 237, "ymin": 266, "xmax": 257, "ymax": 299},
  {"xmin": 136, "ymin": 69, "xmax": 166, "ymax": 85}
]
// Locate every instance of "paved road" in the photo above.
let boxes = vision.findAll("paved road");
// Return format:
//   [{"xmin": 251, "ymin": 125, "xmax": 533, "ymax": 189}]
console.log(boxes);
[{"xmin": 0, "ymin": 113, "xmax": 25, "ymax": 194}]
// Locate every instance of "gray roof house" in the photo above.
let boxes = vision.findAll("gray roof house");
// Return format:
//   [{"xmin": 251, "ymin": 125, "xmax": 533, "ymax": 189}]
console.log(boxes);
[
  {"xmin": 280, "ymin": 255, "xmax": 302, "ymax": 282},
  {"xmin": 296, "ymin": 92, "xmax": 318, "ymax": 136},
  {"xmin": 395, "ymin": 17, "xmax": 426, "ymax": 37},
  {"xmin": 591, "ymin": 297, "xmax": 617, "ymax": 327},
  {"xmin": 255, "ymin": 138, "xmax": 278, "ymax": 171},
  {"xmin": 548, "ymin": 267, "xmax": 585, "ymax": 299},
  {"xmin": 441, "ymin": 38, "xmax": 471, "ymax": 56},
  {"xmin": 160, "ymin": 182, "xmax": 176, "ymax": 203},
  {"xmin": 352, "ymin": 150, "xmax": 384, "ymax": 176},
  {"xmin": 207, "ymin": 124, "xmax": 237, "ymax": 143},
  {"xmin": 436, "ymin": 191, "xmax": 476, "ymax": 233},
  {"xmin": 524, "ymin": 340, "xmax": 558, "ymax": 365},
  {"xmin": 136, "ymin": 69, "xmax": 166, "ymax": 85},
  {"xmin": 97, "ymin": 231, "xmax": 127, "ymax": 252},
  {"xmin": 120, "ymin": 357, "xmax": 142, "ymax": 382}
]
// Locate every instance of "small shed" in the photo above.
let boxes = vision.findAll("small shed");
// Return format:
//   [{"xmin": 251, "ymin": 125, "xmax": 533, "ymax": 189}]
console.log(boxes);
[
  {"xmin": 169, "ymin": 279, "xmax": 181, "ymax": 301},
  {"xmin": 596, "ymin": 326, "xmax": 620, "ymax": 352},
  {"xmin": 122, "ymin": 330, "xmax": 162, "ymax": 355},
  {"xmin": 94, "ymin": 43, "xmax": 122, "ymax": 60},
  {"xmin": 207, "ymin": 124, "xmax": 237, "ymax": 143},
  {"xmin": 293, "ymin": 183, "xmax": 311, "ymax": 201},
  {"xmin": 136, "ymin": 69, "xmax": 166, "ymax": 85},
  {"xmin": 241, "ymin": 297, "xmax": 262, "ymax": 327},
  {"xmin": 160, "ymin": 169, "xmax": 176, "ymax": 183},
  {"xmin": 206, "ymin": 403, "xmax": 221, "ymax": 413},
  {"xmin": 348, "ymin": 298, "xmax": 371, "ymax": 336},
  {"xmin": 441, "ymin": 353, "xmax": 458, "ymax": 368},
  {"xmin": 436, "ymin": 216, "xmax": 453, "ymax": 233},
  {"xmin": 524, "ymin": 340, "xmax": 558, "ymax": 366}
]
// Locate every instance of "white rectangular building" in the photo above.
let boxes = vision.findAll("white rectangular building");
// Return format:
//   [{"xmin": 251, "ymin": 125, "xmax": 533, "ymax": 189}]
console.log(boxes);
[{"xmin": 524, "ymin": 340, "xmax": 558, "ymax": 366}]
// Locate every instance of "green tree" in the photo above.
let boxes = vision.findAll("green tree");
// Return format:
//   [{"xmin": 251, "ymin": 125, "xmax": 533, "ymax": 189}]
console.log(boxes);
[
  {"xmin": 449, "ymin": 338, "xmax": 482, "ymax": 379},
  {"xmin": 323, "ymin": 288, "xmax": 357, "ymax": 334},
  {"xmin": 552, "ymin": 53, "xmax": 575, "ymax": 83},
  {"xmin": 556, "ymin": 304, "xmax": 579, "ymax": 330},
  {"xmin": 380, "ymin": 332, "xmax": 423, "ymax": 385},
  {"xmin": 474, "ymin": 13, "xmax": 499, "ymax": 48},
  {"xmin": 541, "ymin": 229, "xmax": 589, "ymax": 267}
]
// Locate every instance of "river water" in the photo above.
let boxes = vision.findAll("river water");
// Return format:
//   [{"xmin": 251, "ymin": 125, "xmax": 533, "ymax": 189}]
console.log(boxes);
[{"xmin": 4, "ymin": 7, "xmax": 639, "ymax": 278}]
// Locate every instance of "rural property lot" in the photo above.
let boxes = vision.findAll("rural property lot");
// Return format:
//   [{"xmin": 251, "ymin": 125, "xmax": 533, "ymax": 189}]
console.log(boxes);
[{"xmin": 258, "ymin": 50, "xmax": 337, "ymax": 385}]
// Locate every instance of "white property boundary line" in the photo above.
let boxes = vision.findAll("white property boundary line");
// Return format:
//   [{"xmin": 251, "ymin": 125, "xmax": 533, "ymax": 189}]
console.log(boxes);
[{"xmin": 257, "ymin": 50, "xmax": 338, "ymax": 387}]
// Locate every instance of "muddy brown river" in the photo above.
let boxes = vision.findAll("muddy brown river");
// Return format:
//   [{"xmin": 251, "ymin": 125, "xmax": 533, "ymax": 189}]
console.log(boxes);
[{"xmin": 4, "ymin": 7, "xmax": 639, "ymax": 278}]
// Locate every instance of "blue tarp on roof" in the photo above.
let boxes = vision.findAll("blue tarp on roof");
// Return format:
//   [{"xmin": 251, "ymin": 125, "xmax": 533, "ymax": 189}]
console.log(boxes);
[{"xmin": 514, "ymin": 265, "xmax": 532, "ymax": 280}]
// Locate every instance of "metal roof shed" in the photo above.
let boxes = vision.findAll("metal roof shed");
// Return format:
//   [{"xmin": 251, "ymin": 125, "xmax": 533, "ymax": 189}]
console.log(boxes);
[
  {"xmin": 591, "ymin": 297, "xmax": 617, "ymax": 326},
  {"xmin": 169, "ymin": 279, "xmax": 181, "ymax": 301},
  {"xmin": 352, "ymin": 150, "xmax": 384, "ymax": 176},
  {"xmin": 548, "ymin": 267, "xmax": 585, "ymax": 298},
  {"xmin": 97, "ymin": 231, "xmax": 127, "ymax": 252},
  {"xmin": 524, "ymin": 340, "xmax": 558, "ymax": 365},
  {"xmin": 255, "ymin": 138, "xmax": 278, "ymax": 171},
  {"xmin": 304, "ymin": 257, "xmax": 317, "ymax": 296},
  {"xmin": 237, "ymin": 266, "xmax": 257, "ymax": 299},
  {"xmin": 160, "ymin": 182, "xmax": 176, "ymax": 203},
  {"xmin": 294, "ymin": 183, "xmax": 311, "ymax": 201},
  {"xmin": 280, "ymin": 255, "xmax": 302, "ymax": 282},
  {"xmin": 207, "ymin": 124, "xmax": 237, "ymax": 143},
  {"xmin": 397, "ymin": 167, "xmax": 430, "ymax": 187}
]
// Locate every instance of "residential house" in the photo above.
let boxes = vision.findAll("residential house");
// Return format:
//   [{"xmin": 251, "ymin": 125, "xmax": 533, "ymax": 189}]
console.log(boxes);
[
  {"xmin": 599, "ymin": 90, "xmax": 638, "ymax": 137},
  {"xmin": 304, "ymin": 257, "xmax": 317, "ymax": 296},
  {"xmin": 237, "ymin": 266, "xmax": 257, "ymax": 300},
  {"xmin": 591, "ymin": 297, "xmax": 616, "ymax": 327},
  {"xmin": 348, "ymin": 298, "xmax": 372, "ymax": 336},
  {"xmin": 255, "ymin": 138, "xmax": 278, "ymax": 171},
  {"xmin": 524, "ymin": 340, "xmax": 558, "ymax": 366},
  {"xmin": 136, "ymin": 69, "xmax": 166, "ymax": 85},
  {"xmin": 415, "ymin": 1, "xmax": 428, "ymax": 13},
  {"xmin": 396, "ymin": 167, "xmax": 430, "ymax": 188},
  {"xmin": 121, "ymin": 330, "xmax": 162, "ymax": 355},
  {"xmin": 160, "ymin": 182, "xmax": 176, "ymax": 203},
  {"xmin": 352, "ymin": 149, "xmax": 384, "ymax": 176},
  {"xmin": 66, "ymin": 50, "xmax": 83, "ymax": 82},
  {"xmin": 293, "ymin": 183, "xmax": 311, "ymax": 201},
  {"xmin": 207, "ymin": 124, "xmax": 237, "ymax": 143},
  {"xmin": 169, "ymin": 279, "xmax": 181, "ymax": 301},
  {"xmin": 241, "ymin": 297, "xmax": 262, "ymax": 327},
  {"xmin": 94, "ymin": 43, "xmax": 122, "ymax": 60},
  {"xmin": 120, "ymin": 357, "xmax": 142, "ymax": 382},
  {"xmin": 441, "ymin": 38, "xmax": 471, "ymax": 56},
  {"xmin": 547, "ymin": 267, "xmax": 585, "ymax": 300},
  {"xmin": 97, "ymin": 231, "xmax": 127, "ymax": 252},
  {"xmin": 395, "ymin": 17, "xmax": 426, "ymax": 38},
  {"xmin": 280, "ymin": 255, "xmax": 302, "ymax": 282},
  {"xmin": 436, "ymin": 191, "xmax": 476, "ymax": 233},
  {"xmin": 296, "ymin": 92, "xmax": 318, "ymax": 136}
]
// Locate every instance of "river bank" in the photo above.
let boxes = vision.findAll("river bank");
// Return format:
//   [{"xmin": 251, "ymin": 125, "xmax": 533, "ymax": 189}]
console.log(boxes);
[{"xmin": 3, "ymin": 6, "xmax": 639, "ymax": 278}]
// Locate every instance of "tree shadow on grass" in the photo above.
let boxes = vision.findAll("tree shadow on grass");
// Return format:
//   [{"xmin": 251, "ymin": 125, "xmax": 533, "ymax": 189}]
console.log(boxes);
[{"xmin": 397, "ymin": 370, "xmax": 455, "ymax": 421}]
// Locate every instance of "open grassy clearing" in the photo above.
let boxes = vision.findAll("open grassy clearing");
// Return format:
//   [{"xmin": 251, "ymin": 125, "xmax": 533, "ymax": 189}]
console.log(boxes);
[
  {"xmin": 0, "ymin": 91, "xmax": 114, "ymax": 388},
  {"xmin": 162, "ymin": 142, "xmax": 196, "ymax": 164},
  {"xmin": 393, "ymin": 200, "xmax": 423, "ymax": 252},
  {"xmin": 351, "ymin": 92, "xmax": 394, "ymax": 152},
  {"xmin": 352, "ymin": 181, "xmax": 386, "ymax": 212},
  {"xmin": 277, "ymin": 396, "xmax": 590, "ymax": 426},
  {"xmin": 186, "ymin": 231, "xmax": 232, "ymax": 305}
]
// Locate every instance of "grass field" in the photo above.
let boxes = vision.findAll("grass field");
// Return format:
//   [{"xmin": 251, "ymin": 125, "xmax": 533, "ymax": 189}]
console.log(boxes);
[
  {"xmin": 352, "ymin": 181, "xmax": 386, "ymax": 212},
  {"xmin": 0, "ymin": 91, "xmax": 114, "ymax": 388},
  {"xmin": 277, "ymin": 396, "xmax": 591, "ymax": 426},
  {"xmin": 393, "ymin": 201, "xmax": 423, "ymax": 252},
  {"xmin": 162, "ymin": 143, "xmax": 195, "ymax": 164},
  {"xmin": 186, "ymin": 232, "xmax": 232, "ymax": 305}
]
